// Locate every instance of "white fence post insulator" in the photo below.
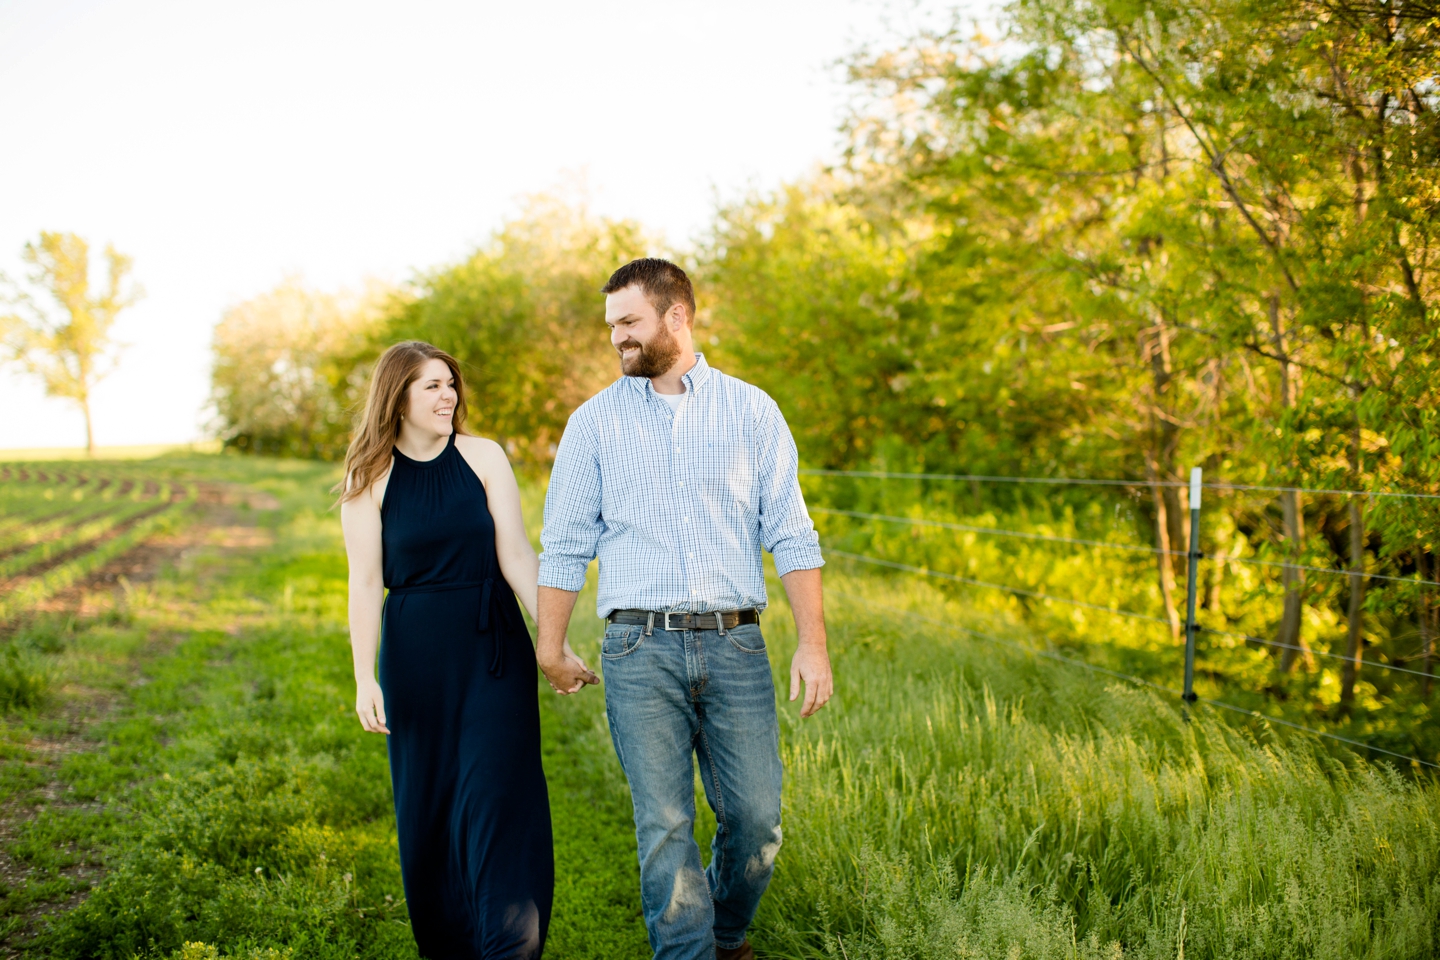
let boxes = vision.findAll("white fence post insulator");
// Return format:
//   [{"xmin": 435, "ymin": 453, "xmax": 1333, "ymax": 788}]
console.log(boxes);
[{"xmin": 1183, "ymin": 467, "xmax": 1203, "ymax": 706}]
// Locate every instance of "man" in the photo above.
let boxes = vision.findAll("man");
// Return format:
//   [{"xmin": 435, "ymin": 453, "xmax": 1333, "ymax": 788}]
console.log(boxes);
[{"xmin": 535, "ymin": 258, "xmax": 832, "ymax": 960}]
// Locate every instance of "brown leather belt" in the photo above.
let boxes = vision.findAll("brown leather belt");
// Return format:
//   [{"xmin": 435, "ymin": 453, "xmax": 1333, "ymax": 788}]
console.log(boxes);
[{"xmin": 607, "ymin": 609, "xmax": 760, "ymax": 631}]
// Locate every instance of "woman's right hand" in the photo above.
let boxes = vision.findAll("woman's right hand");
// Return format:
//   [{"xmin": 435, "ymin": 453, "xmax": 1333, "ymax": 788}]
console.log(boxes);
[{"xmin": 356, "ymin": 677, "xmax": 391, "ymax": 734}]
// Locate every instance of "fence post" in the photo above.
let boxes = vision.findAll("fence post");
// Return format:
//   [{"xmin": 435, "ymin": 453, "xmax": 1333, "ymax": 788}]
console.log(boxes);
[{"xmin": 1183, "ymin": 467, "xmax": 1202, "ymax": 707}]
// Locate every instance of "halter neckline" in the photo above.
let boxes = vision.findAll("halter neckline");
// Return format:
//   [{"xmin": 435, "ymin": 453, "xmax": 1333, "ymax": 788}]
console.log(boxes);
[{"xmin": 393, "ymin": 430, "xmax": 456, "ymax": 467}]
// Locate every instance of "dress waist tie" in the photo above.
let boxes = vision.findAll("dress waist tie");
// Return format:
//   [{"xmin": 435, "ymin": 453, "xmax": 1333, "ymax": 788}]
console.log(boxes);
[{"xmin": 386, "ymin": 578, "xmax": 509, "ymax": 677}]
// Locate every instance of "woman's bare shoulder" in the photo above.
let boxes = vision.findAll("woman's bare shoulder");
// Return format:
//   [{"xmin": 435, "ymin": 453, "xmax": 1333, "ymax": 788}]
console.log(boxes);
[
  {"xmin": 454, "ymin": 433, "xmax": 506, "ymax": 458},
  {"xmin": 454, "ymin": 434, "xmax": 509, "ymax": 486},
  {"xmin": 343, "ymin": 458, "xmax": 394, "ymax": 515}
]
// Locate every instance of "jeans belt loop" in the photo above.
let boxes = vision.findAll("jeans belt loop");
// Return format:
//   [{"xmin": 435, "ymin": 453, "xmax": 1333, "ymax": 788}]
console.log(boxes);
[
  {"xmin": 645, "ymin": 611, "xmax": 655, "ymax": 637},
  {"xmin": 715, "ymin": 611, "xmax": 727, "ymax": 636}
]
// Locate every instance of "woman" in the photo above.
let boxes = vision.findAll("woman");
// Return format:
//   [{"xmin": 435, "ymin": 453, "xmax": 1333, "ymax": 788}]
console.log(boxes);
[{"xmin": 339, "ymin": 341, "xmax": 597, "ymax": 959}]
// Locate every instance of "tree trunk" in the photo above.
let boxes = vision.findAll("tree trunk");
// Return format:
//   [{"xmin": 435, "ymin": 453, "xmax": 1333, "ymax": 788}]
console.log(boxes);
[
  {"xmin": 81, "ymin": 392, "xmax": 97, "ymax": 457},
  {"xmin": 1340, "ymin": 506, "xmax": 1367, "ymax": 708},
  {"xmin": 1277, "ymin": 489, "xmax": 1312, "ymax": 672},
  {"xmin": 1269, "ymin": 296, "xmax": 1311, "ymax": 672},
  {"xmin": 1340, "ymin": 420, "xmax": 1367, "ymax": 709},
  {"xmin": 1148, "ymin": 460, "xmax": 1182, "ymax": 642},
  {"xmin": 1205, "ymin": 544, "xmax": 1225, "ymax": 611},
  {"xmin": 1419, "ymin": 551, "xmax": 1434, "ymax": 700},
  {"xmin": 1147, "ymin": 316, "xmax": 1186, "ymax": 614},
  {"xmin": 1165, "ymin": 485, "xmax": 1188, "ymax": 580},
  {"xmin": 1340, "ymin": 496, "xmax": 1367, "ymax": 706}
]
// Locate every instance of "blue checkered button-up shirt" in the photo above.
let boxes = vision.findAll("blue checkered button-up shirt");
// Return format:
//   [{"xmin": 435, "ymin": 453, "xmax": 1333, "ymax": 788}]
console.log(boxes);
[{"xmin": 538, "ymin": 353, "xmax": 823, "ymax": 618}]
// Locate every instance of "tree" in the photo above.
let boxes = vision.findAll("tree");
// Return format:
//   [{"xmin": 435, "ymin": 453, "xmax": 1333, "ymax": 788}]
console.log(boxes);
[
  {"xmin": 0, "ymin": 232, "xmax": 142, "ymax": 455},
  {"xmin": 690, "ymin": 0, "xmax": 1440, "ymax": 753},
  {"xmin": 209, "ymin": 277, "xmax": 389, "ymax": 460},
  {"xmin": 384, "ymin": 194, "xmax": 649, "ymax": 465}
]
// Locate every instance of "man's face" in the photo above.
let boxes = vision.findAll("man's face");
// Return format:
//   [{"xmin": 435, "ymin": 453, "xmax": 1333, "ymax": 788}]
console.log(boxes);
[{"xmin": 605, "ymin": 284, "xmax": 682, "ymax": 378}]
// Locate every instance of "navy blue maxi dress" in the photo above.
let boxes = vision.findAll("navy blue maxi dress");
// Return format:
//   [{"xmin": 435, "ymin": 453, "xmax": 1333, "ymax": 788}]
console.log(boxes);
[{"xmin": 378, "ymin": 431, "xmax": 553, "ymax": 959}]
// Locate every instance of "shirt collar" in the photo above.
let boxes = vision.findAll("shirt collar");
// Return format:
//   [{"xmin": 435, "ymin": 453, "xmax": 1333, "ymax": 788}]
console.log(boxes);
[
  {"xmin": 683, "ymin": 353, "xmax": 712, "ymax": 391},
  {"xmin": 626, "ymin": 352, "xmax": 712, "ymax": 396}
]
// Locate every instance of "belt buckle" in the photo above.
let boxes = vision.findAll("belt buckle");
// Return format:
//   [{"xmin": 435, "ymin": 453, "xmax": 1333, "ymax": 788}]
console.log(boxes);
[{"xmin": 663, "ymin": 611, "xmax": 683, "ymax": 631}]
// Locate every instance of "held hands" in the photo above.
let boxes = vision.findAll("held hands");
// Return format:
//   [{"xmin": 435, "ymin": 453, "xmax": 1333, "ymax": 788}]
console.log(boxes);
[
  {"xmin": 357, "ymin": 639, "xmax": 598, "ymax": 732},
  {"xmin": 356, "ymin": 677, "xmax": 390, "ymax": 734},
  {"xmin": 538, "ymin": 638, "xmax": 599, "ymax": 695},
  {"xmin": 789, "ymin": 642, "xmax": 834, "ymax": 718}
]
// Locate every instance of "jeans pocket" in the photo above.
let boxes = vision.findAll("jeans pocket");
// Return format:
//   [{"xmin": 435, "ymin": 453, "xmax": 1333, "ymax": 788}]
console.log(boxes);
[
  {"xmin": 726, "ymin": 622, "xmax": 767, "ymax": 655},
  {"xmin": 601, "ymin": 624, "xmax": 644, "ymax": 660}
]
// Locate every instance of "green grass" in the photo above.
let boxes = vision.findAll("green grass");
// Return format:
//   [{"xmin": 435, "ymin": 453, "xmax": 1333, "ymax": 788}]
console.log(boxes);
[
  {"xmin": 0, "ymin": 453, "xmax": 1437, "ymax": 959},
  {"xmin": 1, "ymin": 454, "xmax": 651, "ymax": 959},
  {"xmin": 754, "ymin": 572, "xmax": 1440, "ymax": 958}
]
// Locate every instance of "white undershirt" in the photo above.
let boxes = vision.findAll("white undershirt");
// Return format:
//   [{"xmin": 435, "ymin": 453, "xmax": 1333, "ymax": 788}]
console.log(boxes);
[{"xmin": 656, "ymin": 388, "xmax": 685, "ymax": 412}]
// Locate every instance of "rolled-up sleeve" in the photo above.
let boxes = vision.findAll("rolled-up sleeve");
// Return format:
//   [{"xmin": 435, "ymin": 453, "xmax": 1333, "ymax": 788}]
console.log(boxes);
[
  {"xmin": 538, "ymin": 409, "xmax": 604, "ymax": 592},
  {"xmin": 754, "ymin": 399, "xmax": 824, "ymax": 577}
]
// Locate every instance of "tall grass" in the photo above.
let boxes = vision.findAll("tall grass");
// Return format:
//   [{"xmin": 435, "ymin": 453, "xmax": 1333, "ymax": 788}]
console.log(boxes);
[
  {"xmin": 806, "ymin": 477, "xmax": 1440, "ymax": 766},
  {"xmin": 753, "ymin": 570, "xmax": 1440, "ymax": 959}
]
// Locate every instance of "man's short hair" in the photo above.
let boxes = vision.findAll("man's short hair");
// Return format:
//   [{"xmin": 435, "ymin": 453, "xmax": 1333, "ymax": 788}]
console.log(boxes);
[{"xmin": 601, "ymin": 258, "xmax": 696, "ymax": 325}]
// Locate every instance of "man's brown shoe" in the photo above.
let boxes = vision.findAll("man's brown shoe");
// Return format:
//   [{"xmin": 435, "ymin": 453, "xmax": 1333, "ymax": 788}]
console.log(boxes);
[{"xmin": 716, "ymin": 941, "xmax": 755, "ymax": 960}]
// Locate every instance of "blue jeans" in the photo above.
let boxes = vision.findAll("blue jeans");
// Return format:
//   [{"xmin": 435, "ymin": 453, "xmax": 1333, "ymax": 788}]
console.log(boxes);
[{"xmin": 601, "ymin": 620, "xmax": 784, "ymax": 959}]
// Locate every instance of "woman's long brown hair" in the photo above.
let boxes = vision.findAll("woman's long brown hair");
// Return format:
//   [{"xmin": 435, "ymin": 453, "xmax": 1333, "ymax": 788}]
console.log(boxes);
[{"xmin": 337, "ymin": 341, "xmax": 469, "ymax": 503}]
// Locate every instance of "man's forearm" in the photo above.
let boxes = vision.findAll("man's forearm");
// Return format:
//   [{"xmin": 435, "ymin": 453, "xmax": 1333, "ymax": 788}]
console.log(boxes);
[
  {"xmin": 780, "ymin": 567, "xmax": 827, "ymax": 647},
  {"xmin": 537, "ymin": 585, "xmax": 581, "ymax": 662}
]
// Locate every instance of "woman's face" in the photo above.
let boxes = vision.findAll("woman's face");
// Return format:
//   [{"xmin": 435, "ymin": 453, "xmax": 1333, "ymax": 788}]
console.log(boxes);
[{"xmin": 402, "ymin": 358, "xmax": 457, "ymax": 437}]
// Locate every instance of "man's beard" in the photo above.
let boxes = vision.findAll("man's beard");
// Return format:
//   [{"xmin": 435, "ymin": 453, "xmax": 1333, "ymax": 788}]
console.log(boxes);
[{"xmin": 616, "ymin": 321, "xmax": 682, "ymax": 378}]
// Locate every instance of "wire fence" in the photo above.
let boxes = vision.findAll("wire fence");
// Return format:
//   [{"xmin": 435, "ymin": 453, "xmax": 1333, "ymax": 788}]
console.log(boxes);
[
  {"xmin": 827, "ymin": 549, "xmax": 1174, "ymax": 625},
  {"xmin": 800, "ymin": 467, "xmax": 1440, "ymax": 500},
  {"xmin": 811, "ymin": 465, "xmax": 1439, "ymax": 771},
  {"xmin": 814, "ymin": 507, "xmax": 1184, "ymax": 557},
  {"xmin": 826, "ymin": 589, "xmax": 1440, "ymax": 771},
  {"xmin": 813, "ymin": 506, "xmax": 1440, "ymax": 588},
  {"xmin": 828, "ymin": 549, "xmax": 1429, "ymax": 680}
]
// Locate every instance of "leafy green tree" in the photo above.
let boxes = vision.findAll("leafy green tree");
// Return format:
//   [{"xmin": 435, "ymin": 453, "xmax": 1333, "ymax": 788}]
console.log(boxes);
[
  {"xmin": 701, "ymin": 0, "xmax": 1439, "ymax": 724},
  {"xmin": 209, "ymin": 277, "xmax": 387, "ymax": 460},
  {"xmin": 698, "ymin": 181, "xmax": 923, "ymax": 470},
  {"xmin": 382, "ymin": 194, "xmax": 649, "ymax": 466},
  {"xmin": 1, "ymin": 232, "xmax": 142, "ymax": 455}
]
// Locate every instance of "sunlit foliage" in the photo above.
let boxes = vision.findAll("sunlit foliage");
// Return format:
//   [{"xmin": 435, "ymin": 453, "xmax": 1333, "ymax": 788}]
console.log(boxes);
[
  {"xmin": 209, "ymin": 278, "xmax": 390, "ymax": 462},
  {"xmin": 381, "ymin": 194, "xmax": 651, "ymax": 466},
  {"xmin": 1, "ymin": 233, "xmax": 142, "ymax": 456}
]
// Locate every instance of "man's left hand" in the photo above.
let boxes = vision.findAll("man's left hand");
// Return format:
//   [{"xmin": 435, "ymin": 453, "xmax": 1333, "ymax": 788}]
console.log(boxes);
[{"xmin": 789, "ymin": 643, "xmax": 833, "ymax": 717}]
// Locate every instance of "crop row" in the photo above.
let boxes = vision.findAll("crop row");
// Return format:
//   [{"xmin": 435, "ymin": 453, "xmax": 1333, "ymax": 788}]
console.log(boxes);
[
  {"xmin": 0, "ymin": 492, "xmax": 149, "ymax": 553},
  {"xmin": 1, "ymin": 473, "xmax": 174, "ymax": 558},
  {"xmin": 0, "ymin": 467, "xmax": 199, "ymax": 622},
  {"xmin": 0, "ymin": 490, "xmax": 174, "ymax": 580},
  {"xmin": 0, "ymin": 476, "xmax": 155, "ymax": 527}
]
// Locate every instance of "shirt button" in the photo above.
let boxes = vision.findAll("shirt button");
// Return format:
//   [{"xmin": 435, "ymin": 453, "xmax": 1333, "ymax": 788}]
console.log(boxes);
[
  {"xmin": 688, "ymin": 552, "xmax": 694, "ymax": 558},
  {"xmin": 683, "ymin": 517, "xmax": 689, "ymax": 522}
]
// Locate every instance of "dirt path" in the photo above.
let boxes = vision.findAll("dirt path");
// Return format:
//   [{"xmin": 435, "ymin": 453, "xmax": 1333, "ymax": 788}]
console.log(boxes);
[{"xmin": 0, "ymin": 482, "xmax": 277, "ymax": 956}]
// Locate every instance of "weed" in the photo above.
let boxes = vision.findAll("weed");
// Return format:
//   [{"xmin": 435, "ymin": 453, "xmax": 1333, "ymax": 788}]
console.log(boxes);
[{"xmin": 0, "ymin": 643, "xmax": 52, "ymax": 713}]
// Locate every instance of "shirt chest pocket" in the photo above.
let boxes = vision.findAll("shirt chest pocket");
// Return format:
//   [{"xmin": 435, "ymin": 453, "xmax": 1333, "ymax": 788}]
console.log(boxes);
[
  {"xmin": 595, "ymin": 423, "xmax": 671, "ymax": 527},
  {"xmin": 692, "ymin": 433, "xmax": 757, "ymax": 519}
]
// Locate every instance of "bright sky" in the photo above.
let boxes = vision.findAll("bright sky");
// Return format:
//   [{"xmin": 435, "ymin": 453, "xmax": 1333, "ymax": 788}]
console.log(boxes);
[{"xmin": 0, "ymin": 0, "xmax": 973, "ymax": 449}]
